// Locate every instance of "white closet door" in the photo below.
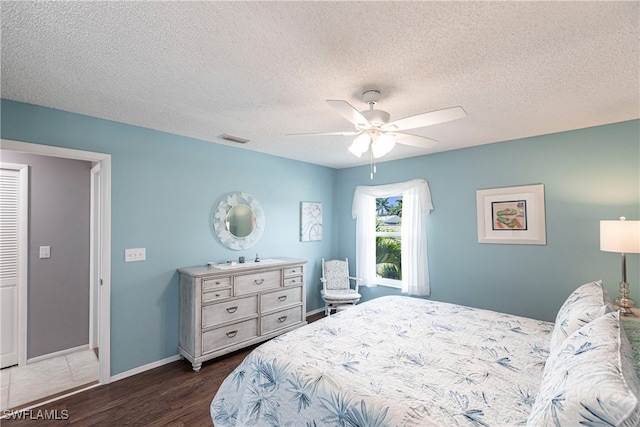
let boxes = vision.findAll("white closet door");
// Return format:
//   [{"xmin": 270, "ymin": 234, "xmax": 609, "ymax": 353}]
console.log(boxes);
[
  {"xmin": 0, "ymin": 167, "xmax": 20, "ymax": 368},
  {"xmin": 0, "ymin": 164, "xmax": 28, "ymax": 368}
]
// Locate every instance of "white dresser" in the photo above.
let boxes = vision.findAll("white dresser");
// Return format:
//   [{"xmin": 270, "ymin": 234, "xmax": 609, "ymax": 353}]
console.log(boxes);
[{"xmin": 178, "ymin": 258, "xmax": 307, "ymax": 371}]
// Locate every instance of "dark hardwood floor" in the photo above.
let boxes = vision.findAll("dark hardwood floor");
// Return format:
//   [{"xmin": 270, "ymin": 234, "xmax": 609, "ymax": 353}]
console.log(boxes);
[
  {"xmin": 2, "ymin": 346, "xmax": 252, "ymax": 427},
  {"xmin": 2, "ymin": 312, "xmax": 325, "ymax": 426}
]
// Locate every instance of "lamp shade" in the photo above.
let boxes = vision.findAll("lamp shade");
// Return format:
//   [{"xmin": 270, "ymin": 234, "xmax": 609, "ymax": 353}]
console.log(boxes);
[{"xmin": 600, "ymin": 218, "xmax": 640, "ymax": 254}]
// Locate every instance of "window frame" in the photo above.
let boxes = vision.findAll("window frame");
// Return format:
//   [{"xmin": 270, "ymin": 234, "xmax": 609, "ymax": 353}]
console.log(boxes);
[
  {"xmin": 352, "ymin": 179, "xmax": 432, "ymax": 296},
  {"xmin": 375, "ymin": 199, "xmax": 402, "ymax": 288}
]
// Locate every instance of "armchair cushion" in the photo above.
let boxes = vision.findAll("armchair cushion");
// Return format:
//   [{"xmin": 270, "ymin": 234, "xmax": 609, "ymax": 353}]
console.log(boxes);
[
  {"xmin": 321, "ymin": 289, "xmax": 362, "ymax": 302},
  {"xmin": 323, "ymin": 259, "xmax": 352, "ymax": 290}
]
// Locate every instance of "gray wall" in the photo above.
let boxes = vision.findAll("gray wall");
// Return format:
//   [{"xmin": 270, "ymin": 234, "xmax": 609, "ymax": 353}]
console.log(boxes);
[{"xmin": 1, "ymin": 151, "xmax": 91, "ymax": 358}]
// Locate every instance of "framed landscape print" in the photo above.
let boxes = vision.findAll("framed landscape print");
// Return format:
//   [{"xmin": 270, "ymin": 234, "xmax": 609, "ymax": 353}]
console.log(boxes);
[{"xmin": 476, "ymin": 184, "xmax": 546, "ymax": 245}]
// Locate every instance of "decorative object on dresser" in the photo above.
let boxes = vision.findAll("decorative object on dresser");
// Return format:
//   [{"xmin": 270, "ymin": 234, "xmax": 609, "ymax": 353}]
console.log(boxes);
[
  {"xmin": 600, "ymin": 217, "xmax": 640, "ymax": 315},
  {"xmin": 212, "ymin": 192, "xmax": 265, "ymax": 250},
  {"xmin": 178, "ymin": 257, "xmax": 307, "ymax": 371}
]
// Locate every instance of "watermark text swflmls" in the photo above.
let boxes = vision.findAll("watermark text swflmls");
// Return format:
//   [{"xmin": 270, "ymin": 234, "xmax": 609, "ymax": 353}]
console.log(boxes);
[{"xmin": 3, "ymin": 409, "xmax": 70, "ymax": 420}]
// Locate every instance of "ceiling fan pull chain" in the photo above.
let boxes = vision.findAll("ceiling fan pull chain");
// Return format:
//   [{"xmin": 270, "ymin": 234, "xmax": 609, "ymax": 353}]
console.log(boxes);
[{"xmin": 370, "ymin": 150, "xmax": 376, "ymax": 180}]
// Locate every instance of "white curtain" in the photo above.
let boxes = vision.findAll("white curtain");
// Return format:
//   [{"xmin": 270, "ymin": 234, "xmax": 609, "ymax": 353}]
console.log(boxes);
[{"xmin": 351, "ymin": 179, "xmax": 433, "ymax": 295}]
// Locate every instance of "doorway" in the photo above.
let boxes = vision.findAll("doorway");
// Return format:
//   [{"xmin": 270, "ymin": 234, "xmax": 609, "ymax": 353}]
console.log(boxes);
[{"xmin": 0, "ymin": 139, "xmax": 111, "ymax": 408}]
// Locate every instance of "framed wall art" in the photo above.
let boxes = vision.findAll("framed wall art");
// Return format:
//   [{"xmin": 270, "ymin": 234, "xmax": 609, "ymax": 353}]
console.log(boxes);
[
  {"xmin": 300, "ymin": 201, "xmax": 323, "ymax": 242},
  {"xmin": 476, "ymin": 184, "xmax": 546, "ymax": 245}
]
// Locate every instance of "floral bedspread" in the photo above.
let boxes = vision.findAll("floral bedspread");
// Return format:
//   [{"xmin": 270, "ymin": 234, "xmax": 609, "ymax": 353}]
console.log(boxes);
[
  {"xmin": 211, "ymin": 295, "xmax": 553, "ymax": 427},
  {"xmin": 623, "ymin": 316, "xmax": 640, "ymax": 376}
]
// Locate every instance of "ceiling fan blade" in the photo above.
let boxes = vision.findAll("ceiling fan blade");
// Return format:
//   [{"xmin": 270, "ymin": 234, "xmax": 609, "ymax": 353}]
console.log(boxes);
[
  {"xmin": 383, "ymin": 106, "xmax": 466, "ymax": 132},
  {"xmin": 286, "ymin": 130, "xmax": 361, "ymax": 137},
  {"xmin": 394, "ymin": 132, "xmax": 439, "ymax": 148},
  {"xmin": 326, "ymin": 100, "xmax": 369, "ymax": 127}
]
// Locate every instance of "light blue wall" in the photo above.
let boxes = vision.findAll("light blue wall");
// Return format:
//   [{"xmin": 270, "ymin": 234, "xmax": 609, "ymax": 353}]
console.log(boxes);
[
  {"xmin": 335, "ymin": 120, "xmax": 640, "ymax": 322},
  {"xmin": 2, "ymin": 99, "xmax": 638, "ymax": 375},
  {"xmin": 1, "ymin": 99, "xmax": 337, "ymax": 375}
]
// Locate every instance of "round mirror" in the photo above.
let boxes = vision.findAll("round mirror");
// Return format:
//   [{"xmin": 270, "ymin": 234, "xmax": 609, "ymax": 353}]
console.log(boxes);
[
  {"xmin": 213, "ymin": 192, "xmax": 265, "ymax": 250},
  {"xmin": 226, "ymin": 204, "xmax": 255, "ymax": 238}
]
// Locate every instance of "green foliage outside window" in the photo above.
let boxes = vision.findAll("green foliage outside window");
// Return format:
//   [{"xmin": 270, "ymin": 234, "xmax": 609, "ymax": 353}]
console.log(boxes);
[
  {"xmin": 376, "ymin": 196, "xmax": 402, "ymax": 280},
  {"xmin": 376, "ymin": 236, "xmax": 401, "ymax": 279}
]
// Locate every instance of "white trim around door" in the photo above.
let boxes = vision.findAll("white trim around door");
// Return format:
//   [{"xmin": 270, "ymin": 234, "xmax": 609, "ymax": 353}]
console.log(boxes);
[{"xmin": 0, "ymin": 139, "xmax": 112, "ymax": 384}]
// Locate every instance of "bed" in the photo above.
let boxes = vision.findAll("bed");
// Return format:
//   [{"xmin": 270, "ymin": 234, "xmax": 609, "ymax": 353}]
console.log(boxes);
[{"xmin": 211, "ymin": 282, "xmax": 640, "ymax": 426}]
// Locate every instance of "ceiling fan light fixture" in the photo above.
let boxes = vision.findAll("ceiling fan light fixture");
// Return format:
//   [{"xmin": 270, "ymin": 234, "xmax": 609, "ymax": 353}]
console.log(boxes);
[
  {"xmin": 349, "ymin": 133, "xmax": 371, "ymax": 157},
  {"xmin": 291, "ymin": 90, "xmax": 466, "ymax": 177},
  {"xmin": 371, "ymin": 133, "xmax": 396, "ymax": 158}
]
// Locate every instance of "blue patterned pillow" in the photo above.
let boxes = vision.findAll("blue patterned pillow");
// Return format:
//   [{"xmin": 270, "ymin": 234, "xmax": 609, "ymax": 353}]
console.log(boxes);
[
  {"xmin": 527, "ymin": 311, "xmax": 640, "ymax": 427},
  {"xmin": 549, "ymin": 280, "xmax": 612, "ymax": 352}
]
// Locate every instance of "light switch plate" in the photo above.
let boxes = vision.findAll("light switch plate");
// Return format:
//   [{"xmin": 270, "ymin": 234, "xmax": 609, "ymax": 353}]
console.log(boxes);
[
  {"xmin": 39, "ymin": 246, "xmax": 51, "ymax": 259},
  {"xmin": 125, "ymin": 248, "xmax": 146, "ymax": 262}
]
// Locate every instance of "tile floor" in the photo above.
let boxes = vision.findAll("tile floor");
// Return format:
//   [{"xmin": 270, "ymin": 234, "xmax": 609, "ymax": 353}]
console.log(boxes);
[{"xmin": 0, "ymin": 349, "xmax": 99, "ymax": 411}]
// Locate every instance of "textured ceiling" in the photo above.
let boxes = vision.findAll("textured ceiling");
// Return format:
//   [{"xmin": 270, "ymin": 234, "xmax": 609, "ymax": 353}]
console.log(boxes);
[{"xmin": 1, "ymin": 1, "xmax": 638, "ymax": 169}]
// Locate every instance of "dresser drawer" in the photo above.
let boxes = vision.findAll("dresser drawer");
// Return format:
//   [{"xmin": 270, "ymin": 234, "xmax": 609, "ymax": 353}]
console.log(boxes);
[
  {"xmin": 284, "ymin": 266, "xmax": 303, "ymax": 277},
  {"xmin": 203, "ymin": 276, "xmax": 231, "ymax": 291},
  {"xmin": 283, "ymin": 276, "xmax": 303, "ymax": 287},
  {"xmin": 235, "ymin": 270, "xmax": 281, "ymax": 295},
  {"xmin": 261, "ymin": 286, "xmax": 302, "ymax": 313},
  {"xmin": 261, "ymin": 305, "xmax": 303, "ymax": 335},
  {"xmin": 202, "ymin": 296, "xmax": 258, "ymax": 328},
  {"xmin": 202, "ymin": 287, "xmax": 232, "ymax": 303},
  {"xmin": 202, "ymin": 318, "xmax": 258, "ymax": 354}
]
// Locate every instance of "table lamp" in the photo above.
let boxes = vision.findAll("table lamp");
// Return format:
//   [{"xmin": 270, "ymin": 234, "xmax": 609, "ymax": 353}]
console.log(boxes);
[{"xmin": 600, "ymin": 217, "xmax": 640, "ymax": 315}]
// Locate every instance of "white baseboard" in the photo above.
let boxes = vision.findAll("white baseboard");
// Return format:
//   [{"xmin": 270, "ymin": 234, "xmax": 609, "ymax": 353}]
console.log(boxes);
[
  {"xmin": 27, "ymin": 344, "xmax": 90, "ymax": 364},
  {"xmin": 110, "ymin": 354, "xmax": 182, "ymax": 383}
]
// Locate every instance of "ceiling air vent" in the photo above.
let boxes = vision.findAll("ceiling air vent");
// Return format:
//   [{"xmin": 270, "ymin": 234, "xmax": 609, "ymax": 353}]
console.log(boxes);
[{"xmin": 219, "ymin": 134, "xmax": 250, "ymax": 144}]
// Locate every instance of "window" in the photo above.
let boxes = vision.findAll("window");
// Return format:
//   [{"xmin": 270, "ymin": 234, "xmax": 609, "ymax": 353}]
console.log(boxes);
[
  {"xmin": 375, "ymin": 196, "xmax": 402, "ymax": 288},
  {"xmin": 352, "ymin": 179, "xmax": 433, "ymax": 296}
]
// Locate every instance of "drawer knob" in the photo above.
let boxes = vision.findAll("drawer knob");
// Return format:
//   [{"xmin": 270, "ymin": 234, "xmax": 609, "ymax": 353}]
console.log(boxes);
[
  {"xmin": 226, "ymin": 306, "xmax": 238, "ymax": 313},
  {"xmin": 254, "ymin": 278, "xmax": 264, "ymax": 285},
  {"xmin": 216, "ymin": 281, "xmax": 221, "ymax": 285},
  {"xmin": 278, "ymin": 295, "xmax": 287, "ymax": 302},
  {"xmin": 278, "ymin": 316, "xmax": 287, "ymax": 323},
  {"xmin": 226, "ymin": 330, "xmax": 238, "ymax": 338},
  {"xmin": 215, "ymin": 293, "xmax": 220, "ymax": 297}
]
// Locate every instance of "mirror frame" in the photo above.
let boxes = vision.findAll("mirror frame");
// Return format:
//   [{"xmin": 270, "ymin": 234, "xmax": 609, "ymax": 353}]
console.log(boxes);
[{"xmin": 213, "ymin": 192, "xmax": 265, "ymax": 250}]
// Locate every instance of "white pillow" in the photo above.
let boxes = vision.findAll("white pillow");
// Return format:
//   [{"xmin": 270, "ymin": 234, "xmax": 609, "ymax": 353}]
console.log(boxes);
[
  {"xmin": 527, "ymin": 311, "xmax": 640, "ymax": 426},
  {"xmin": 549, "ymin": 280, "xmax": 612, "ymax": 351}
]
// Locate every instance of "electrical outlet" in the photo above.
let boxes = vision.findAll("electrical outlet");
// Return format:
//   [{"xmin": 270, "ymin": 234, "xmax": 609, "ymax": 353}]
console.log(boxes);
[{"xmin": 125, "ymin": 248, "xmax": 146, "ymax": 262}]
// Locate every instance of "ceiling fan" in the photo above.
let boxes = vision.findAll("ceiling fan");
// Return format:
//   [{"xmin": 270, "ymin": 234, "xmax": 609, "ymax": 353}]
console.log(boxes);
[{"xmin": 292, "ymin": 90, "xmax": 467, "ymax": 159}]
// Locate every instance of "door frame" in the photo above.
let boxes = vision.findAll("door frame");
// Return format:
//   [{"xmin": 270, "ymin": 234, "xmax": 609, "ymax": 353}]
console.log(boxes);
[
  {"xmin": 1, "ymin": 139, "xmax": 112, "ymax": 384},
  {"xmin": 89, "ymin": 163, "xmax": 101, "ymax": 351}
]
